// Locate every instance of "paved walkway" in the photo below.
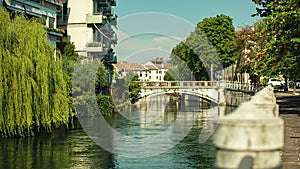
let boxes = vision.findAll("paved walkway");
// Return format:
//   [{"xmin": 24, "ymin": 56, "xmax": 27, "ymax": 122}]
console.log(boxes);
[{"xmin": 276, "ymin": 92, "xmax": 300, "ymax": 169}]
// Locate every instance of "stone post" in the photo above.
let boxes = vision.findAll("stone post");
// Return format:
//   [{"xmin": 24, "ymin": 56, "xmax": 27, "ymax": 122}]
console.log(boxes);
[{"xmin": 214, "ymin": 86, "xmax": 284, "ymax": 169}]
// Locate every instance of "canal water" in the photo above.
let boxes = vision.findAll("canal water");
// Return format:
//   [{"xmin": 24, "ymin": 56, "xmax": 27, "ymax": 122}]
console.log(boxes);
[{"xmin": 0, "ymin": 96, "xmax": 224, "ymax": 169}]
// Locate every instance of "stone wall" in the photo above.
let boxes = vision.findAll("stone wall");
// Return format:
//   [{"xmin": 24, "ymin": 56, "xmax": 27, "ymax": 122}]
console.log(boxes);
[{"xmin": 224, "ymin": 88, "xmax": 255, "ymax": 107}]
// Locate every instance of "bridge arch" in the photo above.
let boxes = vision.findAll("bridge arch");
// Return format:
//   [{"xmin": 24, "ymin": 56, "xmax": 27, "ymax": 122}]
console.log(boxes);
[{"xmin": 144, "ymin": 90, "xmax": 221, "ymax": 104}]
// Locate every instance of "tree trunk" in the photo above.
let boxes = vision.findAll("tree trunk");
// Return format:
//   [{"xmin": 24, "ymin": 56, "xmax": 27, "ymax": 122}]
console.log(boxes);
[{"xmin": 284, "ymin": 78, "xmax": 288, "ymax": 92}]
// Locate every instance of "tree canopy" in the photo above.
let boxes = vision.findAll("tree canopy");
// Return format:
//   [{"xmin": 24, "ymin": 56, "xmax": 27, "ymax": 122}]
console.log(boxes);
[
  {"xmin": 251, "ymin": 0, "xmax": 300, "ymax": 80},
  {"xmin": 164, "ymin": 71, "xmax": 175, "ymax": 81},
  {"xmin": 0, "ymin": 9, "xmax": 72, "ymax": 137},
  {"xmin": 170, "ymin": 42, "xmax": 206, "ymax": 81},
  {"xmin": 169, "ymin": 14, "xmax": 235, "ymax": 80},
  {"xmin": 125, "ymin": 72, "xmax": 141, "ymax": 104},
  {"xmin": 196, "ymin": 14, "xmax": 237, "ymax": 68},
  {"xmin": 235, "ymin": 23, "xmax": 265, "ymax": 74}
]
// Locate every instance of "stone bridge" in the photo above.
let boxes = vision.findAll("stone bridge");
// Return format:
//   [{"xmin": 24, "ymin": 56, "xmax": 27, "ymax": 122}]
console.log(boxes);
[{"xmin": 136, "ymin": 81, "xmax": 259, "ymax": 105}]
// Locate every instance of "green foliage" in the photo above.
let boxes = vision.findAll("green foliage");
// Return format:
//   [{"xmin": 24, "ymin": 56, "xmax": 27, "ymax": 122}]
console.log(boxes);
[
  {"xmin": 125, "ymin": 72, "xmax": 141, "ymax": 104},
  {"xmin": 72, "ymin": 59, "xmax": 116, "ymax": 116},
  {"xmin": 196, "ymin": 14, "xmax": 237, "ymax": 68},
  {"xmin": 58, "ymin": 37, "xmax": 78, "ymax": 63},
  {"xmin": 164, "ymin": 71, "xmax": 175, "ymax": 81},
  {"xmin": 171, "ymin": 42, "xmax": 208, "ymax": 81},
  {"xmin": 57, "ymin": 37, "xmax": 79, "ymax": 116},
  {"xmin": 0, "ymin": 9, "xmax": 72, "ymax": 137},
  {"xmin": 96, "ymin": 94, "xmax": 116, "ymax": 116},
  {"xmin": 170, "ymin": 14, "xmax": 235, "ymax": 80},
  {"xmin": 235, "ymin": 23, "xmax": 264, "ymax": 74},
  {"xmin": 95, "ymin": 61, "xmax": 108, "ymax": 94},
  {"xmin": 251, "ymin": 0, "xmax": 300, "ymax": 80}
]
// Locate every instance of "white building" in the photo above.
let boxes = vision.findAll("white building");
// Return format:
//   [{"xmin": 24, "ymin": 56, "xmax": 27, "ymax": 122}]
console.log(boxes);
[
  {"xmin": 114, "ymin": 59, "xmax": 176, "ymax": 82},
  {"xmin": 58, "ymin": 0, "xmax": 117, "ymax": 58}
]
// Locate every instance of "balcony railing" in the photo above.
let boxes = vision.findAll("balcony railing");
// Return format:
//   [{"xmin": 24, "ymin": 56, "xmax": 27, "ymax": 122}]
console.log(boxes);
[
  {"xmin": 86, "ymin": 13, "xmax": 103, "ymax": 24},
  {"xmin": 109, "ymin": 15, "xmax": 117, "ymax": 26},
  {"xmin": 95, "ymin": 0, "xmax": 109, "ymax": 7},
  {"xmin": 86, "ymin": 42, "xmax": 104, "ymax": 53},
  {"xmin": 103, "ymin": 8, "xmax": 114, "ymax": 16},
  {"xmin": 108, "ymin": 0, "xmax": 116, "ymax": 6},
  {"xmin": 111, "ymin": 34, "xmax": 117, "ymax": 44}
]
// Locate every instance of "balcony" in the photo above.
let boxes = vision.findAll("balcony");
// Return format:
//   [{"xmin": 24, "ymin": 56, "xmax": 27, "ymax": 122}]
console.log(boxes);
[
  {"xmin": 95, "ymin": 0, "xmax": 109, "ymax": 7},
  {"xmin": 99, "ymin": 23, "xmax": 112, "ymax": 33},
  {"xmin": 109, "ymin": 15, "xmax": 117, "ymax": 27},
  {"xmin": 108, "ymin": 0, "xmax": 116, "ymax": 6},
  {"xmin": 57, "ymin": 14, "xmax": 68, "ymax": 26},
  {"xmin": 45, "ymin": 0, "xmax": 60, "ymax": 5},
  {"xmin": 45, "ymin": 28, "xmax": 64, "ymax": 36},
  {"xmin": 103, "ymin": 8, "xmax": 114, "ymax": 16},
  {"xmin": 111, "ymin": 34, "xmax": 117, "ymax": 44},
  {"xmin": 86, "ymin": 13, "xmax": 103, "ymax": 24},
  {"xmin": 86, "ymin": 42, "xmax": 104, "ymax": 53},
  {"xmin": 6, "ymin": 0, "xmax": 59, "ymax": 16},
  {"xmin": 44, "ymin": 0, "xmax": 61, "ymax": 11}
]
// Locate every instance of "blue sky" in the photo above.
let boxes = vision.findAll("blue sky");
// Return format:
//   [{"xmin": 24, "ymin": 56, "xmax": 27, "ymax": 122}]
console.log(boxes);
[
  {"xmin": 115, "ymin": 0, "xmax": 259, "ymax": 29},
  {"xmin": 113, "ymin": 0, "xmax": 260, "ymax": 63}
]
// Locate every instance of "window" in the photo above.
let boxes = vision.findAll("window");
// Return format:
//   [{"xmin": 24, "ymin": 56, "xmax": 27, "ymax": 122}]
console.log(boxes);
[
  {"xmin": 39, "ymin": 16, "xmax": 47, "ymax": 25},
  {"xmin": 49, "ymin": 17, "xmax": 55, "ymax": 28},
  {"xmin": 63, "ymin": 3, "xmax": 68, "ymax": 15}
]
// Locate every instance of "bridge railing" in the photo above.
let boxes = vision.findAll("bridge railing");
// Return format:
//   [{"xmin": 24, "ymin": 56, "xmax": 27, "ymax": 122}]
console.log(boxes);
[
  {"xmin": 136, "ymin": 81, "xmax": 261, "ymax": 92},
  {"xmin": 136, "ymin": 81, "xmax": 222, "ymax": 89},
  {"xmin": 225, "ymin": 81, "xmax": 263, "ymax": 92}
]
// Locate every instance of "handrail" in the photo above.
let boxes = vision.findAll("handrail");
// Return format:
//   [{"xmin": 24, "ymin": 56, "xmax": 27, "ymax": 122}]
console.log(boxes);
[{"xmin": 136, "ymin": 81, "xmax": 261, "ymax": 92}]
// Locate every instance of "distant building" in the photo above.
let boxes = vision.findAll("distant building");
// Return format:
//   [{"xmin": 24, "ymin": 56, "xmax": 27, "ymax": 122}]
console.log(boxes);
[
  {"xmin": 114, "ymin": 58, "xmax": 176, "ymax": 82},
  {"xmin": 1, "ymin": 0, "xmax": 64, "ymax": 49},
  {"xmin": 114, "ymin": 61, "xmax": 146, "ymax": 79},
  {"xmin": 145, "ymin": 57, "xmax": 176, "ymax": 81}
]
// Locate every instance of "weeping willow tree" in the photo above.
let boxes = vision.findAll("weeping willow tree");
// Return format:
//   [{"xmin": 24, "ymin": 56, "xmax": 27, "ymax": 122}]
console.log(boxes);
[{"xmin": 0, "ymin": 9, "xmax": 72, "ymax": 137}]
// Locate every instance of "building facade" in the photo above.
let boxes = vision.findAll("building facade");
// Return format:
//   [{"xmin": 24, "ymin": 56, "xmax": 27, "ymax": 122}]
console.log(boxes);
[
  {"xmin": 57, "ymin": 0, "xmax": 117, "ymax": 85},
  {"xmin": 1, "ymin": 0, "xmax": 63, "ymax": 49},
  {"xmin": 114, "ymin": 59, "xmax": 176, "ymax": 82},
  {"xmin": 58, "ymin": 0, "xmax": 117, "ymax": 58}
]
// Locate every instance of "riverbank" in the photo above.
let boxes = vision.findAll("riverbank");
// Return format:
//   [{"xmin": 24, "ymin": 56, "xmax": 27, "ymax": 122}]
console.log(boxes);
[{"xmin": 275, "ymin": 92, "xmax": 300, "ymax": 169}]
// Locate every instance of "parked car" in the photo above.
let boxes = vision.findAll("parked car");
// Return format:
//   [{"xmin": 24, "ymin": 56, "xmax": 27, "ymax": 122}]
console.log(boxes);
[
  {"xmin": 289, "ymin": 80, "xmax": 300, "ymax": 88},
  {"xmin": 267, "ymin": 78, "xmax": 285, "ymax": 90}
]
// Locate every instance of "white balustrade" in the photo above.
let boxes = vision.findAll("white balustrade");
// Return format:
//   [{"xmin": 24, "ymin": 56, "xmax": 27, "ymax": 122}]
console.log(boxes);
[{"xmin": 213, "ymin": 86, "xmax": 283, "ymax": 168}]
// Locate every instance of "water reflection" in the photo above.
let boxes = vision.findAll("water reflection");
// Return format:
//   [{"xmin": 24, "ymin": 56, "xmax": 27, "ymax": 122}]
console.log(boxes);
[
  {"xmin": 0, "ymin": 95, "xmax": 224, "ymax": 168},
  {"xmin": 0, "ymin": 129, "xmax": 114, "ymax": 169}
]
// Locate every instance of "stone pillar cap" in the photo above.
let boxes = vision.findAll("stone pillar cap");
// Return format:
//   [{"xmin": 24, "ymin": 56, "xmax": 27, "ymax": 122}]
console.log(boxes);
[{"xmin": 222, "ymin": 86, "xmax": 278, "ymax": 120}]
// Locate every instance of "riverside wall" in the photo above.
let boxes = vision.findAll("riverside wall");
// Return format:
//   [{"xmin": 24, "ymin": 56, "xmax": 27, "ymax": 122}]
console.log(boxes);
[{"xmin": 224, "ymin": 88, "xmax": 255, "ymax": 107}]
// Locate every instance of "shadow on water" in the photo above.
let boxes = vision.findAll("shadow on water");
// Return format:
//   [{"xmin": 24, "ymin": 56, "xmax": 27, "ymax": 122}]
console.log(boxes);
[
  {"xmin": 0, "ymin": 129, "xmax": 115, "ymax": 169},
  {"xmin": 0, "ymin": 95, "xmax": 231, "ymax": 169}
]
